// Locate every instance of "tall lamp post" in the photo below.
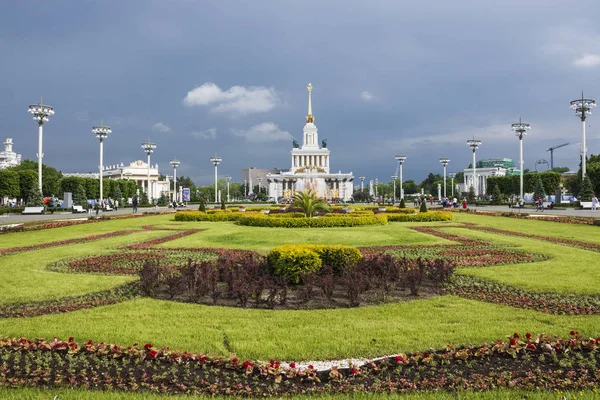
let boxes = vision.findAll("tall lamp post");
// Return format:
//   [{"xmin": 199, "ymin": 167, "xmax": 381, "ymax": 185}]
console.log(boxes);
[
  {"xmin": 375, "ymin": 178, "xmax": 378, "ymax": 197},
  {"xmin": 141, "ymin": 141, "xmax": 157, "ymax": 201},
  {"xmin": 570, "ymin": 92, "xmax": 596, "ymax": 178},
  {"xmin": 92, "ymin": 124, "xmax": 112, "ymax": 204},
  {"xmin": 257, "ymin": 177, "xmax": 263, "ymax": 194},
  {"xmin": 210, "ymin": 155, "xmax": 222, "ymax": 203},
  {"xmin": 448, "ymin": 172, "xmax": 456, "ymax": 198},
  {"xmin": 359, "ymin": 176, "xmax": 365, "ymax": 191},
  {"xmin": 391, "ymin": 175, "xmax": 397, "ymax": 203},
  {"xmin": 170, "ymin": 159, "xmax": 180, "ymax": 203},
  {"xmin": 467, "ymin": 138, "xmax": 482, "ymax": 197},
  {"xmin": 395, "ymin": 156, "xmax": 406, "ymax": 200},
  {"xmin": 225, "ymin": 176, "xmax": 232, "ymax": 202},
  {"xmin": 439, "ymin": 158, "xmax": 450, "ymax": 198},
  {"xmin": 511, "ymin": 119, "xmax": 530, "ymax": 202},
  {"xmin": 28, "ymin": 98, "xmax": 55, "ymax": 192}
]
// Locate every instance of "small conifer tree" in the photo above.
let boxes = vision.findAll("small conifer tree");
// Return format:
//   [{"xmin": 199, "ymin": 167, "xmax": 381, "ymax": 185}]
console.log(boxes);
[{"xmin": 579, "ymin": 176, "xmax": 594, "ymax": 202}]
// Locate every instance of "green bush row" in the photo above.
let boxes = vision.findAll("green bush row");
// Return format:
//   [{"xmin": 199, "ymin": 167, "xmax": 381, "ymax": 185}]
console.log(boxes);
[
  {"xmin": 237, "ymin": 214, "xmax": 388, "ymax": 228},
  {"xmin": 174, "ymin": 211, "xmax": 260, "ymax": 222},
  {"xmin": 385, "ymin": 212, "xmax": 454, "ymax": 222}
]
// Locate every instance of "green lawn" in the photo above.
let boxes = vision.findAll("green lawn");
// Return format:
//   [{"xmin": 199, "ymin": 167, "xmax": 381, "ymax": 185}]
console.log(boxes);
[
  {"xmin": 0, "ymin": 295, "xmax": 597, "ymax": 361},
  {"xmin": 444, "ymin": 226, "xmax": 600, "ymax": 295},
  {"xmin": 158, "ymin": 221, "xmax": 452, "ymax": 251}
]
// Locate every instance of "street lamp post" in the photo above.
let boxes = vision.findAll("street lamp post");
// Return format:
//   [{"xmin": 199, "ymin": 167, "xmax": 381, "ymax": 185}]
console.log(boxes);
[
  {"xmin": 119, "ymin": 163, "xmax": 124, "ymax": 180},
  {"xmin": 359, "ymin": 176, "xmax": 365, "ymax": 191},
  {"xmin": 170, "ymin": 159, "xmax": 180, "ymax": 203},
  {"xmin": 225, "ymin": 176, "xmax": 232, "ymax": 202},
  {"xmin": 141, "ymin": 141, "xmax": 157, "ymax": 202},
  {"xmin": 570, "ymin": 92, "xmax": 596, "ymax": 178},
  {"xmin": 467, "ymin": 138, "xmax": 482, "ymax": 197},
  {"xmin": 448, "ymin": 172, "xmax": 456, "ymax": 198},
  {"xmin": 511, "ymin": 119, "xmax": 531, "ymax": 203},
  {"xmin": 92, "ymin": 124, "xmax": 112, "ymax": 205},
  {"xmin": 375, "ymin": 178, "xmax": 378, "ymax": 197},
  {"xmin": 244, "ymin": 179, "xmax": 247, "ymax": 197},
  {"xmin": 395, "ymin": 156, "xmax": 406, "ymax": 200},
  {"xmin": 439, "ymin": 158, "xmax": 450, "ymax": 198},
  {"xmin": 257, "ymin": 177, "xmax": 263, "ymax": 194},
  {"xmin": 210, "ymin": 155, "xmax": 222, "ymax": 203},
  {"xmin": 391, "ymin": 175, "xmax": 397, "ymax": 203},
  {"xmin": 28, "ymin": 99, "xmax": 55, "ymax": 192}
]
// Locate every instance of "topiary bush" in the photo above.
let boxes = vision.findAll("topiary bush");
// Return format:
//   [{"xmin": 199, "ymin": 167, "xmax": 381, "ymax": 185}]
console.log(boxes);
[
  {"xmin": 398, "ymin": 198, "xmax": 406, "ymax": 208},
  {"xmin": 237, "ymin": 214, "xmax": 388, "ymax": 228},
  {"xmin": 419, "ymin": 200, "xmax": 428, "ymax": 213},
  {"xmin": 268, "ymin": 245, "xmax": 322, "ymax": 283},
  {"xmin": 386, "ymin": 211, "xmax": 454, "ymax": 222}
]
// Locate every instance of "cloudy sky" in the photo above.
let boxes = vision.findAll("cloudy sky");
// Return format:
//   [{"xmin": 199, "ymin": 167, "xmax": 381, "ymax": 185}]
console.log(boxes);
[{"xmin": 1, "ymin": 0, "xmax": 599, "ymax": 185}]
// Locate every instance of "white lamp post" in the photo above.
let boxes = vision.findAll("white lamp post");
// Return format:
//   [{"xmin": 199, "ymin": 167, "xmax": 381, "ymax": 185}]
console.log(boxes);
[
  {"xmin": 448, "ymin": 172, "xmax": 456, "ymax": 198},
  {"xmin": 257, "ymin": 177, "xmax": 263, "ymax": 194},
  {"xmin": 359, "ymin": 176, "xmax": 365, "ymax": 191},
  {"xmin": 395, "ymin": 156, "xmax": 406, "ymax": 199},
  {"xmin": 570, "ymin": 92, "xmax": 596, "ymax": 178},
  {"xmin": 511, "ymin": 119, "xmax": 531, "ymax": 203},
  {"xmin": 225, "ymin": 176, "xmax": 232, "ymax": 202},
  {"xmin": 92, "ymin": 124, "xmax": 112, "ymax": 205},
  {"xmin": 118, "ymin": 163, "xmax": 124, "ymax": 180},
  {"xmin": 467, "ymin": 138, "xmax": 481, "ymax": 197},
  {"xmin": 244, "ymin": 179, "xmax": 247, "ymax": 197},
  {"xmin": 141, "ymin": 141, "xmax": 157, "ymax": 201},
  {"xmin": 391, "ymin": 175, "xmax": 397, "ymax": 203},
  {"xmin": 439, "ymin": 158, "xmax": 450, "ymax": 198},
  {"xmin": 210, "ymin": 155, "xmax": 222, "ymax": 203},
  {"xmin": 170, "ymin": 159, "xmax": 180, "ymax": 203},
  {"xmin": 28, "ymin": 98, "xmax": 55, "ymax": 192},
  {"xmin": 375, "ymin": 178, "xmax": 378, "ymax": 197}
]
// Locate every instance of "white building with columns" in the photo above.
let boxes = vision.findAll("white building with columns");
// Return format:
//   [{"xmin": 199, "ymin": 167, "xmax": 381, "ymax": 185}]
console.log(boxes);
[
  {"xmin": 0, "ymin": 138, "xmax": 22, "ymax": 169},
  {"xmin": 267, "ymin": 84, "xmax": 354, "ymax": 201}
]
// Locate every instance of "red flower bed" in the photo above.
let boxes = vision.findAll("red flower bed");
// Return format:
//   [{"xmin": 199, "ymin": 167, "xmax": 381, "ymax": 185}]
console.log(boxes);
[
  {"xmin": 447, "ymin": 276, "xmax": 600, "ymax": 315},
  {"xmin": 125, "ymin": 230, "xmax": 200, "ymax": 249},
  {"xmin": 0, "ymin": 332, "xmax": 598, "ymax": 395}
]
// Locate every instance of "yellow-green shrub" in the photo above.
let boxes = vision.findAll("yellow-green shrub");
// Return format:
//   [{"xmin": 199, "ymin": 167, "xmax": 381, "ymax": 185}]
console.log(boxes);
[
  {"xmin": 385, "ymin": 212, "xmax": 454, "ymax": 222},
  {"xmin": 268, "ymin": 244, "xmax": 362, "ymax": 281},
  {"xmin": 175, "ymin": 211, "xmax": 259, "ymax": 222},
  {"xmin": 237, "ymin": 214, "xmax": 387, "ymax": 228}
]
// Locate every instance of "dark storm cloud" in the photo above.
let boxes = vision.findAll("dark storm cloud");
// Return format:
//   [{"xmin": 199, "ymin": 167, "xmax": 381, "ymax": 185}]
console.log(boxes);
[{"xmin": 1, "ymin": 0, "xmax": 599, "ymax": 185}]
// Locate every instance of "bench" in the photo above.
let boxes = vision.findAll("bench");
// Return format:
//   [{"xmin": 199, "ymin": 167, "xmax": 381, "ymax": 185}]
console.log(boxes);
[
  {"xmin": 72, "ymin": 205, "xmax": 86, "ymax": 213},
  {"xmin": 104, "ymin": 206, "xmax": 114, "ymax": 212},
  {"xmin": 580, "ymin": 202, "xmax": 593, "ymax": 209},
  {"xmin": 22, "ymin": 207, "xmax": 45, "ymax": 215}
]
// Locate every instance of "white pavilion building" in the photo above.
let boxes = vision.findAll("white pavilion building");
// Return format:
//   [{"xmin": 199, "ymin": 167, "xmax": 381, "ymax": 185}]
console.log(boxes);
[
  {"xmin": 0, "ymin": 138, "xmax": 22, "ymax": 169},
  {"xmin": 266, "ymin": 84, "xmax": 354, "ymax": 201}
]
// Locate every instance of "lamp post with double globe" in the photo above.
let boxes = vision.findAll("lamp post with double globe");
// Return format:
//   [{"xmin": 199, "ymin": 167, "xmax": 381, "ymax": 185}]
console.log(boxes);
[
  {"xmin": 511, "ymin": 119, "xmax": 530, "ymax": 203},
  {"xmin": 28, "ymin": 99, "xmax": 55, "ymax": 192},
  {"xmin": 439, "ymin": 158, "xmax": 450, "ymax": 198},
  {"xmin": 359, "ymin": 176, "xmax": 365, "ymax": 191},
  {"xmin": 170, "ymin": 159, "xmax": 180, "ymax": 203},
  {"xmin": 395, "ymin": 156, "xmax": 406, "ymax": 200},
  {"xmin": 448, "ymin": 172, "xmax": 456, "ymax": 198},
  {"xmin": 391, "ymin": 175, "xmax": 398, "ymax": 203},
  {"xmin": 467, "ymin": 138, "xmax": 481, "ymax": 197},
  {"xmin": 225, "ymin": 176, "xmax": 232, "ymax": 202},
  {"xmin": 570, "ymin": 92, "xmax": 596, "ymax": 178},
  {"xmin": 210, "ymin": 155, "xmax": 222, "ymax": 203},
  {"xmin": 92, "ymin": 124, "xmax": 112, "ymax": 205},
  {"xmin": 141, "ymin": 141, "xmax": 157, "ymax": 201}
]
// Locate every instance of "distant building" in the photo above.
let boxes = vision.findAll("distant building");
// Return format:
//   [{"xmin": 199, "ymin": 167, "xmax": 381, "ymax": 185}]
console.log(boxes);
[
  {"xmin": 461, "ymin": 158, "xmax": 520, "ymax": 196},
  {"xmin": 0, "ymin": 138, "xmax": 22, "ymax": 169},
  {"xmin": 242, "ymin": 167, "xmax": 289, "ymax": 194}
]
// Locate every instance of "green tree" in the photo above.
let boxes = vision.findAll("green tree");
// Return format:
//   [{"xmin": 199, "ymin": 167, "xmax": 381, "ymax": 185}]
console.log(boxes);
[
  {"xmin": 533, "ymin": 175, "xmax": 546, "ymax": 201},
  {"xmin": 467, "ymin": 186, "xmax": 476, "ymax": 204},
  {"xmin": 402, "ymin": 180, "xmax": 419, "ymax": 195},
  {"xmin": 18, "ymin": 170, "xmax": 38, "ymax": 202},
  {"xmin": 491, "ymin": 185, "xmax": 503, "ymax": 205},
  {"xmin": 398, "ymin": 198, "xmax": 406, "ymax": 208},
  {"xmin": 353, "ymin": 189, "xmax": 372, "ymax": 203},
  {"xmin": 73, "ymin": 183, "xmax": 88, "ymax": 206},
  {"xmin": 11, "ymin": 159, "xmax": 62, "ymax": 196},
  {"xmin": 27, "ymin": 185, "xmax": 45, "ymax": 207},
  {"xmin": 220, "ymin": 196, "xmax": 226, "ymax": 210},
  {"xmin": 550, "ymin": 167, "xmax": 570, "ymax": 173},
  {"xmin": 419, "ymin": 198, "xmax": 427, "ymax": 213},
  {"xmin": 84, "ymin": 178, "xmax": 99, "ymax": 200},
  {"xmin": 198, "ymin": 196, "xmax": 206, "ymax": 212},
  {"xmin": 290, "ymin": 190, "xmax": 330, "ymax": 217},
  {"xmin": 0, "ymin": 169, "xmax": 20, "ymax": 199},
  {"xmin": 113, "ymin": 186, "xmax": 123, "ymax": 206},
  {"xmin": 60, "ymin": 176, "xmax": 83, "ymax": 197},
  {"xmin": 579, "ymin": 176, "xmax": 594, "ymax": 201}
]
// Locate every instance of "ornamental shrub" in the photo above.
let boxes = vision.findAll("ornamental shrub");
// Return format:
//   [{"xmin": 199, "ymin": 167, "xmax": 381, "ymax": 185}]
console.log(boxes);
[
  {"xmin": 398, "ymin": 198, "xmax": 406, "ymax": 208},
  {"xmin": 580, "ymin": 176, "xmax": 594, "ymax": 202},
  {"xmin": 387, "ymin": 212, "xmax": 454, "ymax": 222},
  {"xmin": 268, "ymin": 245, "xmax": 322, "ymax": 283},
  {"xmin": 419, "ymin": 199, "xmax": 427, "ymax": 213},
  {"xmin": 198, "ymin": 199, "xmax": 206, "ymax": 212},
  {"xmin": 237, "ymin": 214, "xmax": 387, "ymax": 228},
  {"xmin": 175, "ymin": 211, "xmax": 250, "ymax": 222}
]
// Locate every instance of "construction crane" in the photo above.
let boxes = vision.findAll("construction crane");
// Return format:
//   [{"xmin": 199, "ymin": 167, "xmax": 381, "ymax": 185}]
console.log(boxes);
[{"xmin": 545, "ymin": 143, "xmax": 569, "ymax": 169}]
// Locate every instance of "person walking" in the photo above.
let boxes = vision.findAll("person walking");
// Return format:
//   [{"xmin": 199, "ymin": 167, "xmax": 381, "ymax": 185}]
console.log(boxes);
[
  {"xmin": 592, "ymin": 194, "xmax": 599, "ymax": 212},
  {"xmin": 132, "ymin": 196, "xmax": 138, "ymax": 213},
  {"xmin": 462, "ymin": 198, "xmax": 467, "ymax": 209}
]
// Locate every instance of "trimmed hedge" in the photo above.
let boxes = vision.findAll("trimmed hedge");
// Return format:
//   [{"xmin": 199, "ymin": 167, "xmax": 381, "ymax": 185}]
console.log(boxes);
[
  {"xmin": 268, "ymin": 244, "xmax": 362, "ymax": 281},
  {"xmin": 174, "ymin": 211, "xmax": 260, "ymax": 222},
  {"xmin": 386, "ymin": 212, "xmax": 454, "ymax": 222},
  {"xmin": 237, "ymin": 214, "xmax": 388, "ymax": 228}
]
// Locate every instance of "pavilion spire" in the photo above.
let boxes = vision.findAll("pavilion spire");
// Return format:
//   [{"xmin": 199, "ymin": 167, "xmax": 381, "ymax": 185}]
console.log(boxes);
[{"xmin": 306, "ymin": 83, "xmax": 314, "ymax": 123}]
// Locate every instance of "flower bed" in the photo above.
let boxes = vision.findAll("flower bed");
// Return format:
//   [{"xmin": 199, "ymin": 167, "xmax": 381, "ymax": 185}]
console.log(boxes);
[
  {"xmin": 468, "ymin": 210, "xmax": 599, "ymax": 226},
  {"xmin": 0, "ymin": 283, "xmax": 140, "ymax": 318},
  {"xmin": 385, "ymin": 212, "xmax": 454, "ymax": 222},
  {"xmin": 447, "ymin": 276, "xmax": 600, "ymax": 315},
  {"xmin": 237, "ymin": 214, "xmax": 388, "ymax": 228},
  {"xmin": 124, "ymin": 229, "xmax": 200, "ymax": 249},
  {"xmin": 1, "ymin": 332, "xmax": 599, "ymax": 396},
  {"xmin": 174, "ymin": 211, "xmax": 252, "ymax": 222}
]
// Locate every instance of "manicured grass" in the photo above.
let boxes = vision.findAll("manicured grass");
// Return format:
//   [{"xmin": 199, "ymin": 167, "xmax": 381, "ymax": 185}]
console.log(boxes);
[
  {"xmin": 455, "ymin": 212, "xmax": 600, "ymax": 243},
  {"xmin": 159, "ymin": 221, "xmax": 453, "ymax": 251},
  {"xmin": 0, "ymin": 214, "xmax": 174, "ymax": 249},
  {"xmin": 1, "ymin": 388, "xmax": 597, "ymax": 399},
  {"xmin": 1, "ymin": 296, "xmax": 598, "ymax": 361},
  {"xmin": 0, "ymin": 230, "xmax": 167, "ymax": 304},
  {"xmin": 444, "ymin": 227, "xmax": 600, "ymax": 295}
]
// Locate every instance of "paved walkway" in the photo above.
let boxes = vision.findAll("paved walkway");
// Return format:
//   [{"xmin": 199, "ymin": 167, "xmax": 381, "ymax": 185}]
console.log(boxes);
[
  {"xmin": 458, "ymin": 204, "xmax": 600, "ymax": 218},
  {"xmin": 0, "ymin": 207, "xmax": 175, "ymax": 224}
]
